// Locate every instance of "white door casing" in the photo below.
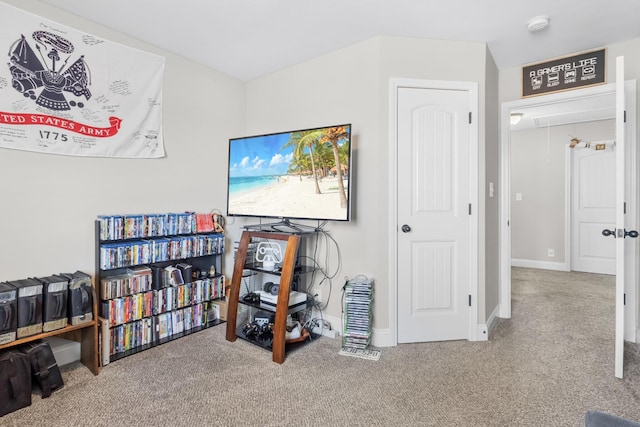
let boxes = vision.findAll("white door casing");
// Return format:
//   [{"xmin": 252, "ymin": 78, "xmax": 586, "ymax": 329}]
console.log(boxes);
[
  {"xmin": 614, "ymin": 56, "xmax": 626, "ymax": 379},
  {"xmin": 570, "ymin": 144, "xmax": 616, "ymax": 275},
  {"xmin": 500, "ymin": 81, "xmax": 637, "ymax": 345},
  {"xmin": 389, "ymin": 79, "xmax": 478, "ymax": 344}
]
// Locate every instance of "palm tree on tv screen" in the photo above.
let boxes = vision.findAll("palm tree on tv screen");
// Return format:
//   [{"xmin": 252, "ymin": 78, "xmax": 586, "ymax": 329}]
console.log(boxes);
[
  {"xmin": 287, "ymin": 150, "xmax": 310, "ymax": 181},
  {"xmin": 314, "ymin": 141, "xmax": 333, "ymax": 179},
  {"xmin": 283, "ymin": 130, "xmax": 323, "ymax": 194},
  {"xmin": 282, "ymin": 126, "xmax": 349, "ymax": 209},
  {"xmin": 320, "ymin": 125, "xmax": 350, "ymax": 209}
]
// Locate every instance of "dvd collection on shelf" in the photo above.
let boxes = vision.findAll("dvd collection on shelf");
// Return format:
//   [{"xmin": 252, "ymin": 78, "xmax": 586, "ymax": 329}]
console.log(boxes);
[
  {"xmin": 99, "ymin": 272, "xmax": 224, "ymax": 363},
  {"xmin": 102, "ymin": 299, "xmax": 220, "ymax": 361},
  {"xmin": 99, "ymin": 233, "xmax": 224, "ymax": 270},
  {"xmin": 97, "ymin": 212, "xmax": 226, "ymax": 365},
  {"xmin": 99, "ymin": 268, "xmax": 224, "ymax": 326},
  {"xmin": 98, "ymin": 212, "xmax": 203, "ymax": 241},
  {"xmin": 342, "ymin": 276, "xmax": 374, "ymax": 350}
]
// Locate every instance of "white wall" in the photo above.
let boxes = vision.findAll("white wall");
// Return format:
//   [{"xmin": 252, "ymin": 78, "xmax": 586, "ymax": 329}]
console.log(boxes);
[
  {"xmin": 484, "ymin": 48, "xmax": 501, "ymax": 323},
  {"xmin": 500, "ymin": 39, "xmax": 640, "ymax": 266},
  {"xmin": 510, "ymin": 120, "xmax": 615, "ymax": 265},
  {"xmin": 377, "ymin": 37, "xmax": 498, "ymax": 327},
  {"xmin": 0, "ymin": 2, "xmax": 503, "ymax": 344},
  {"xmin": 239, "ymin": 37, "xmax": 382, "ymax": 328},
  {"xmin": 0, "ymin": 0, "xmax": 246, "ymax": 281},
  {"xmin": 242, "ymin": 36, "xmax": 497, "ymax": 342}
]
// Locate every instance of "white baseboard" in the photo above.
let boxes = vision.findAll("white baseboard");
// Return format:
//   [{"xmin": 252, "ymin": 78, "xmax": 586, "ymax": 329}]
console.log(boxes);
[
  {"xmin": 476, "ymin": 304, "xmax": 500, "ymax": 342},
  {"xmin": 313, "ymin": 312, "xmax": 395, "ymax": 347},
  {"xmin": 371, "ymin": 328, "xmax": 394, "ymax": 347},
  {"xmin": 476, "ymin": 324, "xmax": 488, "ymax": 341},
  {"xmin": 511, "ymin": 258, "xmax": 569, "ymax": 271}
]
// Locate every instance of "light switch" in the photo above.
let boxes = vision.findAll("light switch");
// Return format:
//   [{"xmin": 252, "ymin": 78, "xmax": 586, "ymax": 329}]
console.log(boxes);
[{"xmin": 515, "ymin": 193, "xmax": 523, "ymax": 201}]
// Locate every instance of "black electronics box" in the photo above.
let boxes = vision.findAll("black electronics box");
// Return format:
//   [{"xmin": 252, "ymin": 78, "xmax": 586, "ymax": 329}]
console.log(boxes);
[
  {"xmin": 176, "ymin": 263, "xmax": 192, "ymax": 284},
  {"xmin": 35, "ymin": 275, "xmax": 68, "ymax": 332},
  {"xmin": 8, "ymin": 278, "xmax": 43, "ymax": 339},
  {"xmin": 0, "ymin": 349, "xmax": 32, "ymax": 416},
  {"xmin": 0, "ymin": 282, "xmax": 18, "ymax": 345},
  {"xmin": 151, "ymin": 265, "xmax": 164, "ymax": 290},
  {"xmin": 21, "ymin": 340, "xmax": 64, "ymax": 398},
  {"xmin": 59, "ymin": 271, "xmax": 94, "ymax": 326}
]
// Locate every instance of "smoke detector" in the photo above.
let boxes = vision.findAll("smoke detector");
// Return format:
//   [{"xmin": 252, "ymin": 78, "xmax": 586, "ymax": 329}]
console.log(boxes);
[{"xmin": 527, "ymin": 15, "xmax": 550, "ymax": 32}]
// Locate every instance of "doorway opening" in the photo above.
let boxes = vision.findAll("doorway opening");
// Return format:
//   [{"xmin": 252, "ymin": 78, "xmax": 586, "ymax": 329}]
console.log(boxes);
[
  {"xmin": 500, "ymin": 81, "xmax": 638, "ymax": 342},
  {"xmin": 509, "ymin": 96, "xmax": 616, "ymax": 274}
]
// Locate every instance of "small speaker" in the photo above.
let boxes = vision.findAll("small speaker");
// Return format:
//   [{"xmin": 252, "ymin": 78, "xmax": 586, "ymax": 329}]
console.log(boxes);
[{"xmin": 263, "ymin": 282, "xmax": 279, "ymax": 295}]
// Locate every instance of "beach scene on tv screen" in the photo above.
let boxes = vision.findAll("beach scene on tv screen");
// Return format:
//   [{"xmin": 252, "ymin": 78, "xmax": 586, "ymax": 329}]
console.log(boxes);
[{"xmin": 228, "ymin": 125, "xmax": 350, "ymax": 221}]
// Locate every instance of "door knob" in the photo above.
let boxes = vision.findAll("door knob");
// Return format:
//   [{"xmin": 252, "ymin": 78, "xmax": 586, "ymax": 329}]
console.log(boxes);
[
  {"xmin": 602, "ymin": 228, "xmax": 639, "ymax": 238},
  {"xmin": 401, "ymin": 224, "xmax": 411, "ymax": 233}
]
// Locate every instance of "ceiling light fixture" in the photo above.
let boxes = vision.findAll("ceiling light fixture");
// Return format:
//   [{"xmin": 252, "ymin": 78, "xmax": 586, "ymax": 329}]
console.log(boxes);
[
  {"xmin": 527, "ymin": 15, "xmax": 550, "ymax": 32},
  {"xmin": 510, "ymin": 113, "xmax": 524, "ymax": 125}
]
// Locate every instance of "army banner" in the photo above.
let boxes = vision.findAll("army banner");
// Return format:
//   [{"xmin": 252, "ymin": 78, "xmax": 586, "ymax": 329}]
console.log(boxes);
[{"xmin": 0, "ymin": 3, "xmax": 165, "ymax": 158}]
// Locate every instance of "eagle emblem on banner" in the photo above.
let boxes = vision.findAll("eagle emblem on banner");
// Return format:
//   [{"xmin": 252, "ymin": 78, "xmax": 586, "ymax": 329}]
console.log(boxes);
[{"xmin": 8, "ymin": 31, "xmax": 91, "ymax": 111}]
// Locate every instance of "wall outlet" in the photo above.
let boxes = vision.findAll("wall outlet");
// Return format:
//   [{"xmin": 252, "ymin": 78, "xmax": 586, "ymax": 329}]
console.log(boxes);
[
  {"xmin": 311, "ymin": 322, "xmax": 337, "ymax": 339},
  {"xmin": 313, "ymin": 286, "xmax": 322, "ymax": 302},
  {"xmin": 548, "ymin": 248, "xmax": 555, "ymax": 257}
]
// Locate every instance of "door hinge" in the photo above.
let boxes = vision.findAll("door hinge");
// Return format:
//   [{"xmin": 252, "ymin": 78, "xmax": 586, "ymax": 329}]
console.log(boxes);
[
  {"xmin": 624, "ymin": 293, "xmax": 627, "ymax": 305},
  {"xmin": 469, "ymin": 112, "xmax": 472, "ymax": 124},
  {"xmin": 468, "ymin": 295, "xmax": 472, "ymax": 307},
  {"xmin": 469, "ymin": 203, "xmax": 472, "ymax": 215},
  {"xmin": 624, "ymin": 202, "xmax": 627, "ymax": 214},
  {"xmin": 624, "ymin": 110, "xmax": 627, "ymax": 123}
]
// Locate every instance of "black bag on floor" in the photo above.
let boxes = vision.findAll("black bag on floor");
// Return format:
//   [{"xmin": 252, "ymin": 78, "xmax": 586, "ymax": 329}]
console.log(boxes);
[
  {"xmin": 21, "ymin": 340, "xmax": 63, "ymax": 398},
  {"xmin": 0, "ymin": 349, "xmax": 32, "ymax": 416}
]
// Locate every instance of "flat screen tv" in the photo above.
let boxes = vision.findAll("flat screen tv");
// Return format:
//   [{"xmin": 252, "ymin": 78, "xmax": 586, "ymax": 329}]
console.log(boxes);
[{"xmin": 226, "ymin": 123, "xmax": 352, "ymax": 224}]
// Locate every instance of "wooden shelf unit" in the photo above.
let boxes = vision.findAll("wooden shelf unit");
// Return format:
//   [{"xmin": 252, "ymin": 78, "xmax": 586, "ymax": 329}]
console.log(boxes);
[
  {"xmin": 0, "ymin": 291, "xmax": 99, "ymax": 375},
  {"xmin": 226, "ymin": 229, "xmax": 317, "ymax": 363}
]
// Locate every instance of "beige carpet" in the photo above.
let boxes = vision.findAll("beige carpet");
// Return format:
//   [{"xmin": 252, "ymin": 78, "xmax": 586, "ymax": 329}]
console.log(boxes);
[{"xmin": 3, "ymin": 267, "xmax": 640, "ymax": 426}]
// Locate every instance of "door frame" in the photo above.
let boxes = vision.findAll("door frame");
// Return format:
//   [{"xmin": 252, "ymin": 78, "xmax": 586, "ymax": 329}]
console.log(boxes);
[
  {"xmin": 500, "ymin": 81, "xmax": 637, "ymax": 342},
  {"xmin": 388, "ymin": 78, "xmax": 479, "ymax": 346}
]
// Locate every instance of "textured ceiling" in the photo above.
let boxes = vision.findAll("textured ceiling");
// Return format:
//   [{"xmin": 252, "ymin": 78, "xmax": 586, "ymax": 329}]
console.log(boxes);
[{"xmin": 38, "ymin": 0, "xmax": 640, "ymax": 82}]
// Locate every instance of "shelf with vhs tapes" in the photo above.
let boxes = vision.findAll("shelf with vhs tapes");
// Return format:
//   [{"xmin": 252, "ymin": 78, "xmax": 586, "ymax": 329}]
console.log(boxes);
[{"xmin": 96, "ymin": 213, "xmax": 226, "ymax": 365}]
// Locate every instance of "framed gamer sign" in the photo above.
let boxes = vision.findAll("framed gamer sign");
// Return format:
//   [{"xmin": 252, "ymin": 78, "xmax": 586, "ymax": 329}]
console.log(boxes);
[{"xmin": 522, "ymin": 48, "xmax": 606, "ymax": 98}]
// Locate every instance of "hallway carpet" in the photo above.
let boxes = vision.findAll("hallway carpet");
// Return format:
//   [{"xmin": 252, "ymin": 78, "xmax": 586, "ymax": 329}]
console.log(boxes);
[{"xmin": 3, "ymin": 268, "xmax": 640, "ymax": 426}]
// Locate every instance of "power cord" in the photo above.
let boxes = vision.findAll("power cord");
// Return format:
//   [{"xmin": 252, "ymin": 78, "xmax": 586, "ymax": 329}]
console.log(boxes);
[{"xmin": 297, "ymin": 228, "xmax": 343, "ymax": 312}]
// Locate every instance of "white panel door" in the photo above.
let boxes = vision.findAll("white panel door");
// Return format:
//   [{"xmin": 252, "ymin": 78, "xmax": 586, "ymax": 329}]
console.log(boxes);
[
  {"xmin": 571, "ymin": 146, "xmax": 616, "ymax": 274},
  {"xmin": 397, "ymin": 86, "xmax": 471, "ymax": 343}
]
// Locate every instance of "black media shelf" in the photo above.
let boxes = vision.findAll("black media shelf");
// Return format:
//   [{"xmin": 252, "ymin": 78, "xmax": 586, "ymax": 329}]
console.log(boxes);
[
  {"xmin": 96, "ymin": 214, "xmax": 227, "ymax": 366},
  {"xmin": 238, "ymin": 294, "xmax": 313, "ymax": 315},
  {"xmin": 242, "ymin": 262, "xmax": 315, "ymax": 275},
  {"xmin": 227, "ymin": 230, "xmax": 320, "ymax": 363},
  {"xmin": 235, "ymin": 324, "xmax": 318, "ymax": 354}
]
